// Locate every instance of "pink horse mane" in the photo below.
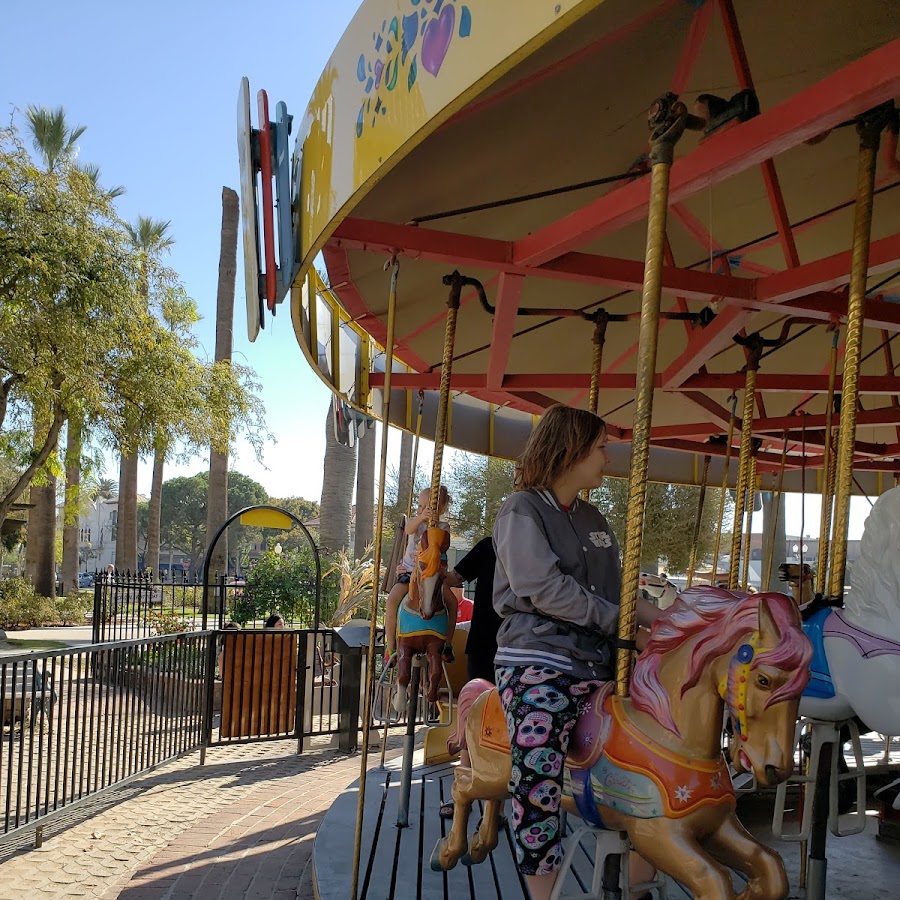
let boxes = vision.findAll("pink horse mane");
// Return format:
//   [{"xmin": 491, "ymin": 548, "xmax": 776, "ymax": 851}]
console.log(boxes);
[{"xmin": 631, "ymin": 586, "xmax": 811, "ymax": 736}]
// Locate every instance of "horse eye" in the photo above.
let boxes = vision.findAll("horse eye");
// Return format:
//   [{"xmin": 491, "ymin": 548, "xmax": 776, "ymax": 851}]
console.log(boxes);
[{"xmin": 757, "ymin": 674, "xmax": 771, "ymax": 688}]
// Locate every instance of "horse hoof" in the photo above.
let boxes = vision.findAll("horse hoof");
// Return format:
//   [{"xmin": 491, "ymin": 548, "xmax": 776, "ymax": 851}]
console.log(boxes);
[
  {"xmin": 430, "ymin": 838, "xmax": 454, "ymax": 872},
  {"xmin": 461, "ymin": 852, "xmax": 475, "ymax": 867}
]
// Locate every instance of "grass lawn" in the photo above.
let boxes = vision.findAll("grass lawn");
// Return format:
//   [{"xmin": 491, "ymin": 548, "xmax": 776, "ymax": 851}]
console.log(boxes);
[{"xmin": 0, "ymin": 638, "xmax": 71, "ymax": 653}]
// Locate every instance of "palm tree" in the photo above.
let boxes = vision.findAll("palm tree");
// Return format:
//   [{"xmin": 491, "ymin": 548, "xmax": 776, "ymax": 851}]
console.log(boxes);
[
  {"xmin": 60, "ymin": 416, "xmax": 82, "ymax": 594},
  {"xmin": 23, "ymin": 106, "xmax": 91, "ymax": 597},
  {"xmin": 319, "ymin": 403, "xmax": 358, "ymax": 553},
  {"xmin": 205, "ymin": 188, "xmax": 238, "ymax": 581},
  {"xmin": 354, "ymin": 419, "xmax": 375, "ymax": 559},
  {"xmin": 87, "ymin": 477, "xmax": 118, "ymax": 502},
  {"xmin": 119, "ymin": 216, "xmax": 174, "ymax": 575}
]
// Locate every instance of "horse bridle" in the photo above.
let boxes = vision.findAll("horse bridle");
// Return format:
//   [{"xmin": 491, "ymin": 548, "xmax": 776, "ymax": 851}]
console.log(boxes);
[{"xmin": 717, "ymin": 631, "xmax": 773, "ymax": 742}]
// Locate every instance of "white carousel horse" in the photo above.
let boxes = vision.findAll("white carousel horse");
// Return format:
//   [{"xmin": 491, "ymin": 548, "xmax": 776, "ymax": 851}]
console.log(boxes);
[
  {"xmin": 639, "ymin": 572, "xmax": 678, "ymax": 610},
  {"xmin": 800, "ymin": 486, "xmax": 900, "ymax": 737}
]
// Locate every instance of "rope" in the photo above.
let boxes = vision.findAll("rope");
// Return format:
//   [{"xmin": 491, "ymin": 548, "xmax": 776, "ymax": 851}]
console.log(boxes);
[
  {"xmin": 829, "ymin": 119, "xmax": 881, "ymax": 598},
  {"xmin": 710, "ymin": 394, "xmax": 738, "ymax": 584},
  {"xmin": 686, "ymin": 454, "xmax": 711, "ymax": 588},
  {"xmin": 351, "ymin": 258, "xmax": 400, "ymax": 900}
]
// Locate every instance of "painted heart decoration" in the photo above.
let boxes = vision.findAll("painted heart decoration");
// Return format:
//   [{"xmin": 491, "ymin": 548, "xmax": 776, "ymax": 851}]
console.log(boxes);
[{"xmin": 421, "ymin": 4, "xmax": 455, "ymax": 77}]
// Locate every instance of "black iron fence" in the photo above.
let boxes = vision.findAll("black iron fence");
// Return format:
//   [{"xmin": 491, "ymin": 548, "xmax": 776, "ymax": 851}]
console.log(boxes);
[
  {"xmin": 2, "ymin": 623, "xmax": 424, "ymax": 842},
  {"xmin": 92, "ymin": 575, "xmax": 326, "ymax": 643},
  {"xmin": 0, "ymin": 632, "xmax": 208, "ymax": 840}
]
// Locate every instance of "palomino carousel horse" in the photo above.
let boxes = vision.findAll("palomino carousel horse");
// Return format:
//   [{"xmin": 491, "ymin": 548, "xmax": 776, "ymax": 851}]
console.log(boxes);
[
  {"xmin": 394, "ymin": 524, "xmax": 451, "ymax": 709},
  {"xmin": 435, "ymin": 588, "xmax": 811, "ymax": 900}
]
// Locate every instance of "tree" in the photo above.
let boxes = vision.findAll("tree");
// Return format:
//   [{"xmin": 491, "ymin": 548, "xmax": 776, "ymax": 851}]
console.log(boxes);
[
  {"xmin": 592, "ymin": 477, "xmax": 729, "ymax": 575},
  {"xmin": 1, "ymin": 116, "xmax": 145, "ymax": 594},
  {"xmin": 124, "ymin": 215, "xmax": 175, "ymax": 576},
  {"xmin": 319, "ymin": 403, "xmax": 357, "ymax": 552},
  {"xmin": 86, "ymin": 477, "xmax": 117, "ymax": 502},
  {"xmin": 266, "ymin": 496, "xmax": 320, "ymax": 553},
  {"xmin": 205, "ymin": 188, "xmax": 238, "ymax": 581},
  {"xmin": 397, "ymin": 429, "xmax": 414, "ymax": 514},
  {"xmin": 354, "ymin": 419, "xmax": 375, "ymax": 558},
  {"xmin": 61, "ymin": 416, "xmax": 82, "ymax": 593},
  {"xmin": 445, "ymin": 453, "xmax": 516, "ymax": 543},
  {"xmin": 158, "ymin": 471, "xmax": 268, "ymax": 577}
]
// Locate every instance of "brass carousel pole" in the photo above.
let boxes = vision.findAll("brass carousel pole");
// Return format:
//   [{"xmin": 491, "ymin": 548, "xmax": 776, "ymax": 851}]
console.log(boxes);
[
  {"xmin": 709, "ymin": 395, "xmax": 738, "ymax": 584},
  {"xmin": 729, "ymin": 340, "xmax": 764, "ymax": 590},
  {"xmin": 816, "ymin": 328, "xmax": 840, "ymax": 596},
  {"xmin": 616, "ymin": 93, "xmax": 700, "ymax": 698},
  {"xmin": 685, "ymin": 454, "xmax": 711, "ymax": 588},
  {"xmin": 762, "ymin": 432, "xmax": 789, "ymax": 591},
  {"xmin": 810, "ymin": 109, "xmax": 884, "ymax": 900},
  {"xmin": 741, "ymin": 453, "xmax": 757, "ymax": 591},
  {"xmin": 582, "ymin": 312, "xmax": 609, "ymax": 501},
  {"xmin": 351, "ymin": 257, "xmax": 400, "ymax": 900}
]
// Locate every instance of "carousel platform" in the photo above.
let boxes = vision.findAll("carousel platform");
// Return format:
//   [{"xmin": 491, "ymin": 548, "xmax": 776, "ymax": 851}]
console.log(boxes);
[{"xmin": 313, "ymin": 741, "xmax": 900, "ymax": 900}]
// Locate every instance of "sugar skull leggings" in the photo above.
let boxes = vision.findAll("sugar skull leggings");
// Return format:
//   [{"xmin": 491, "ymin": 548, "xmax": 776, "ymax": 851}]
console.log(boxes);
[{"xmin": 496, "ymin": 665, "xmax": 602, "ymax": 876}]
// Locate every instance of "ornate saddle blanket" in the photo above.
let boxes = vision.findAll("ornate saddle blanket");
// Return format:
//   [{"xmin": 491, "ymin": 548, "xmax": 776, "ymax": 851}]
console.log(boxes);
[
  {"xmin": 802, "ymin": 607, "xmax": 836, "ymax": 699},
  {"xmin": 397, "ymin": 597, "xmax": 448, "ymax": 641},
  {"xmin": 479, "ymin": 684, "xmax": 734, "ymax": 821}
]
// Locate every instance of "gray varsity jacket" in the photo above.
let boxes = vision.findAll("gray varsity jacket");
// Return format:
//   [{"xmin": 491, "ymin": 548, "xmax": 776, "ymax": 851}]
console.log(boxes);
[{"xmin": 492, "ymin": 488, "xmax": 621, "ymax": 680}]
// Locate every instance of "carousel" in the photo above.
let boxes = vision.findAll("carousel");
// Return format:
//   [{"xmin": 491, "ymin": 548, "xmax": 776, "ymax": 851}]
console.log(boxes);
[{"xmin": 237, "ymin": 2, "xmax": 900, "ymax": 897}]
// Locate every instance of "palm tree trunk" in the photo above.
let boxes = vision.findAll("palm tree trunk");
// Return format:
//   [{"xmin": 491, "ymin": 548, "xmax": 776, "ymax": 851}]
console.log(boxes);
[
  {"xmin": 354, "ymin": 420, "xmax": 376, "ymax": 558},
  {"xmin": 146, "ymin": 442, "xmax": 165, "ymax": 576},
  {"xmin": 205, "ymin": 187, "xmax": 238, "ymax": 583},
  {"xmin": 61, "ymin": 416, "xmax": 82, "ymax": 594},
  {"xmin": 25, "ymin": 414, "xmax": 59, "ymax": 598},
  {"xmin": 319, "ymin": 404, "xmax": 357, "ymax": 553},
  {"xmin": 397, "ymin": 429, "xmax": 413, "ymax": 511},
  {"xmin": 115, "ymin": 451, "xmax": 139, "ymax": 572}
]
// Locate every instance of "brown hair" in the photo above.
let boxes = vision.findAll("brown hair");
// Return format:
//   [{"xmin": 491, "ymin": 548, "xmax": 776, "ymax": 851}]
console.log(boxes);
[
  {"xmin": 424, "ymin": 485, "xmax": 451, "ymax": 515},
  {"xmin": 516, "ymin": 404, "xmax": 607, "ymax": 491}
]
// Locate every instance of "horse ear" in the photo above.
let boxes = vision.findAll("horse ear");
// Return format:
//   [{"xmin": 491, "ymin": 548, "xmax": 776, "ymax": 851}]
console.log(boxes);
[{"xmin": 758, "ymin": 597, "xmax": 782, "ymax": 647}]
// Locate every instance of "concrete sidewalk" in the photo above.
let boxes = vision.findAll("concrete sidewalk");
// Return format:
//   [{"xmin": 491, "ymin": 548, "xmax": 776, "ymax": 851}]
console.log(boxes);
[{"xmin": 0, "ymin": 737, "xmax": 401, "ymax": 899}]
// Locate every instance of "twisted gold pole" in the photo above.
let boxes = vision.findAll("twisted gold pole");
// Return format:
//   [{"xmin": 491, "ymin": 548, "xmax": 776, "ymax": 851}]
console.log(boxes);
[
  {"xmin": 351, "ymin": 258, "xmax": 400, "ymax": 900},
  {"xmin": 829, "ymin": 118, "xmax": 880, "ymax": 598},
  {"xmin": 616, "ymin": 114, "xmax": 681, "ymax": 697},
  {"xmin": 686, "ymin": 455, "xmax": 711, "ymax": 588},
  {"xmin": 741, "ymin": 454, "xmax": 757, "ymax": 591},
  {"xmin": 429, "ymin": 277, "xmax": 462, "ymax": 525},
  {"xmin": 729, "ymin": 364, "xmax": 759, "ymax": 589},
  {"xmin": 582, "ymin": 316, "xmax": 609, "ymax": 501},
  {"xmin": 816, "ymin": 330, "xmax": 840, "ymax": 594},
  {"xmin": 710, "ymin": 396, "xmax": 738, "ymax": 584}
]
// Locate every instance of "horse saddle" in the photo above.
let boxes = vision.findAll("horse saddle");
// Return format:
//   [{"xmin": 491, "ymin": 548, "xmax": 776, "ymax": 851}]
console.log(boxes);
[{"xmin": 397, "ymin": 597, "xmax": 449, "ymax": 641}]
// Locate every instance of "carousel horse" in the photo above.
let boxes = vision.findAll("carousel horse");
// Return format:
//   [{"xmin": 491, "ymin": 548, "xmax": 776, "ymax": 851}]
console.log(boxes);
[
  {"xmin": 395, "ymin": 524, "xmax": 451, "ymax": 707},
  {"xmin": 640, "ymin": 571, "xmax": 679, "ymax": 610},
  {"xmin": 777, "ymin": 562, "xmax": 815, "ymax": 606},
  {"xmin": 434, "ymin": 588, "xmax": 811, "ymax": 900},
  {"xmin": 791, "ymin": 486, "xmax": 900, "ymax": 736}
]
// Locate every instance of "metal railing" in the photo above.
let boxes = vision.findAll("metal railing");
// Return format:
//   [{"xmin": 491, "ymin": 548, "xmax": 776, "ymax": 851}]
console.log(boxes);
[{"xmin": 0, "ymin": 632, "xmax": 208, "ymax": 841}]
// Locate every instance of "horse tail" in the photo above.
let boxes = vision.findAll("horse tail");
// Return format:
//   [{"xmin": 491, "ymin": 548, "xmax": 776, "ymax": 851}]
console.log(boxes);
[{"xmin": 448, "ymin": 678, "xmax": 494, "ymax": 756}]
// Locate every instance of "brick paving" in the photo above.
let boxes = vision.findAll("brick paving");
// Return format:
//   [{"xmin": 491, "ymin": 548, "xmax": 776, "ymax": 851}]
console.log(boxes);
[{"xmin": 0, "ymin": 736, "xmax": 406, "ymax": 899}]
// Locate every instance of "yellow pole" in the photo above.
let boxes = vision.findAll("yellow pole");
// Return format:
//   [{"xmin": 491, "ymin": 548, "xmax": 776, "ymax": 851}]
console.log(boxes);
[
  {"xmin": 709, "ymin": 395, "xmax": 738, "ymax": 584},
  {"xmin": 816, "ymin": 329, "xmax": 840, "ymax": 594},
  {"xmin": 350, "ymin": 258, "xmax": 400, "ymax": 900},
  {"xmin": 617, "ymin": 94, "xmax": 696, "ymax": 697},
  {"xmin": 828, "ymin": 116, "xmax": 881, "ymax": 598},
  {"xmin": 762, "ymin": 432, "xmax": 789, "ymax": 590},
  {"xmin": 685, "ymin": 455, "xmax": 711, "ymax": 588},
  {"xmin": 430, "ymin": 276, "xmax": 463, "ymax": 524},
  {"xmin": 741, "ymin": 454, "xmax": 757, "ymax": 591},
  {"xmin": 729, "ymin": 347, "xmax": 762, "ymax": 590}
]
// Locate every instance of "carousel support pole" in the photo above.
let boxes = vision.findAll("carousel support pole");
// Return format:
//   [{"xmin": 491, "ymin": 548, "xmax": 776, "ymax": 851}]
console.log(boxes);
[
  {"xmin": 612, "ymin": 92, "xmax": 698, "ymax": 900},
  {"xmin": 729, "ymin": 340, "xmax": 764, "ymax": 590},
  {"xmin": 741, "ymin": 454, "xmax": 757, "ymax": 591},
  {"xmin": 762, "ymin": 432, "xmax": 789, "ymax": 591},
  {"xmin": 397, "ymin": 656, "xmax": 423, "ymax": 828},
  {"xmin": 816, "ymin": 329, "xmax": 840, "ymax": 595},
  {"xmin": 685, "ymin": 455, "xmax": 711, "ymax": 587},
  {"xmin": 582, "ymin": 313, "xmax": 609, "ymax": 500},
  {"xmin": 350, "ymin": 257, "xmax": 400, "ymax": 900},
  {"xmin": 810, "ymin": 109, "xmax": 885, "ymax": 900},
  {"xmin": 709, "ymin": 395, "xmax": 738, "ymax": 584}
]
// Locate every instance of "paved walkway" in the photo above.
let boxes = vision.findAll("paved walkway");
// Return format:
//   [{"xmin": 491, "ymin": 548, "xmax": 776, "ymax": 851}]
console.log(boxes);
[{"xmin": 0, "ymin": 737, "xmax": 402, "ymax": 899}]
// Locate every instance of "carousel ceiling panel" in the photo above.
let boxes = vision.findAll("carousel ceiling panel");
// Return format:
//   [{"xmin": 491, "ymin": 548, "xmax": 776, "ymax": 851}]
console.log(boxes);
[{"xmin": 297, "ymin": 0, "xmax": 900, "ymax": 485}]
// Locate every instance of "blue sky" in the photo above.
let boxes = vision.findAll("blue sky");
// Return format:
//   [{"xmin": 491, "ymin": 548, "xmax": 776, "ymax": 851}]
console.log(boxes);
[{"xmin": 1, "ymin": 1, "xmax": 872, "ymax": 538}]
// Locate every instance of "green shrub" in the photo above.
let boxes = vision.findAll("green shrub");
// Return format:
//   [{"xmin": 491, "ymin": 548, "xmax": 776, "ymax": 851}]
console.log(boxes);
[
  {"xmin": 56, "ymin": 592, "xmax": 92, "ymax": 626},
  {"xmin": 0, "ymin": 577, "xmax": 58, "ymax": 628}
]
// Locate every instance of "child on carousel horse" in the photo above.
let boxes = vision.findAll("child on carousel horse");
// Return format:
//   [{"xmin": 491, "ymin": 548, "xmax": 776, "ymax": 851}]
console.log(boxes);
[
  {"xmin": 384, "ymin": 485, "xmax": 458, "ymax": 666},
  {"xmin": 493, "ymin": 404, "xmax": 662, "ymax": 900}
]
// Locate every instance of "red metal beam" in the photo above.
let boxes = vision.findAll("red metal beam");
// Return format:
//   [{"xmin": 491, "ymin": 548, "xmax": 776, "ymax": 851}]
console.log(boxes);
[
  {"xmin": 670, "ymin": 0, "xmax": 714, "ymax": 94},
  {"xmin": 487, "ymin": 273, "xmax": 525, "ymax": 390},
  {"xmin": 512, "ymin": 39, "xmax": 900, "ymax": 266},
  {"xmin": 756, "ymin": 232, "xmax": 900, "ymax": 303},
  {"xmin": 651, "ymin": 438, "xmax": 789, "ymax": 470},
  {"xmin": 683, "ymin": 373, "xmax": 900, "ymax": 395},
  {"xmin": 330, "ymin": 218, "xmax": 755, "ymax": 300},
  {"xmin": 680, "ymin": 392, "xmax": 736, "ymax": 430},
  {"xmin": 729, "ymin": 290, "xmax": 900, "ymax": 332}
]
